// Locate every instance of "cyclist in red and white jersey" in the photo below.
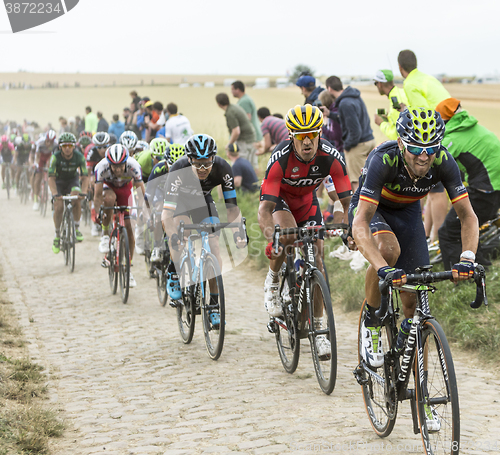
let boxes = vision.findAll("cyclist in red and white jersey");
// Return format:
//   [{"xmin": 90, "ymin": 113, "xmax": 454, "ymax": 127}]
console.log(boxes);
[
  {"xmin": 258, "ymin": 105, "xmax": 352, "ymax": 326},
  {"xmin": 94, "ymin": 144, "xmax": 145, "ymax": 287}
]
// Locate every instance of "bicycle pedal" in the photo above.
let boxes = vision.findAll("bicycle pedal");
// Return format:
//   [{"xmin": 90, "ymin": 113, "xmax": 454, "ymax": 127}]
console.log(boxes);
[
  {"xmin": 101, "ymin": 257, "xmax": 110, "ymax": 268},
  {"xmin": 169, "ymin": 300, "xmax": 179, "ymax": 308},
  {"xmin": 353, "ymin": 364, "xmax": 369, "ymax": 385},
  {"xmin": 267, "ymin": 320, "xmax": 278, "ymax": 334}
]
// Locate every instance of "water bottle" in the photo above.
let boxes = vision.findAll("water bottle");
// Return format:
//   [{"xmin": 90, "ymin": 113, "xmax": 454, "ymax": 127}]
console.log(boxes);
[{"xmin": 395, "ymin": 318, "xmax": 412, "ymax": 352}]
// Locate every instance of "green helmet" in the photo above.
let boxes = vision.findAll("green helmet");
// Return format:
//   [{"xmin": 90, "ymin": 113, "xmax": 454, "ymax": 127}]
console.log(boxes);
[
  {"xmin": 150, "ymin": 138, "xmax": 169, "ymax": 159},
  {"xmin": 59, "ymin": 132, "xmax": 77, "ymax": 145},
  {"xmin": 396, "ymin": 108, "xmax": 445, "ymax": 145},
  {"xmin": 79, "ymin": 136, "xmax": 92, "ymax": 148},
  {"xmin": 167, "ymin": 143, "xmax": 185, "ymax": 166}
]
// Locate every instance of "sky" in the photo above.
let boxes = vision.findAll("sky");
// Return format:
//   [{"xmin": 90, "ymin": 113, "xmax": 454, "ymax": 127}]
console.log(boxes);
[{"xmin": 0, "ymin": 0, "xmax": 499, "ymax": 77}]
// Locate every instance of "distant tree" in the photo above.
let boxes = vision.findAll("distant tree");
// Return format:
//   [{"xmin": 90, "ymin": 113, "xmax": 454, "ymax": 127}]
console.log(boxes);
[{"xmin": 289, "ymin": 64, "xmax": 315, "ymax": 84}]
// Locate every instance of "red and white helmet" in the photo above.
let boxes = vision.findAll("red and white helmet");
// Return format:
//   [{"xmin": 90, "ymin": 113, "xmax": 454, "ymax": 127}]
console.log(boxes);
[
  {"xmin": 46, "ymin": 129, "xmax": 57, "ymax": 142},
  {"xmin": 106, "ymin": 144, "xmax": 129, "ymax": 165}
]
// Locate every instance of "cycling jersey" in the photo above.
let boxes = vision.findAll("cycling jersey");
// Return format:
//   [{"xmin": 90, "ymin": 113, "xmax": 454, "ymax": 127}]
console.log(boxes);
[
  {"xmin": 48, "ymin": 150, "xmax": 88, "ymax": 181},
  {"xmin": 86, "ymin": 147, "xmax": 106, "ymax": 173},
  {"xmin": 15, "ymin": 141, "xmax": 34, "ymax": 156},
  {"xmin": 352, "ymin": 140, "xmax": 468, "ymax": 211},
  {"xmin": 135, "ymin": 150, "xmax": 155, "ymax": 181},
  {"xmin": 260, "ymin": 138, "xmax": 351, "ymax": 222},
  {"xmin": 1, "ymin": 142, "xmax": 15, "ymax": 162},
  {"xmin": 94, "ymin": 157, "xmax": 142, "ymax": 188},
  {"xmin": 35, "ymin": 137, "xmax": 58, "ymax": 155},
  {"xmin": 164, "ymin": 156, "xmax": 237, "ymax": 213},
  {"xmin": 146, "ymin": 159, "xmax": 169, "ymax": 204}
]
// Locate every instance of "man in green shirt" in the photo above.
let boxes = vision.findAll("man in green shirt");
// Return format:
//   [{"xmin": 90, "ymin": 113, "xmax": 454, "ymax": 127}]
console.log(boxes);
[
  {"xmin": 216, "ymin": 92, "xmax": 257, "ymax": 169},
  {"xmin": 436, "ymin": 97, "xmax": 500, "ymax": 267},
  {"xmin": 48, "ymin": 132, "xmax": 88, "ymax": 253},
  {"xmin": 84, "ymin": 106, "xmax": 98, "ymax": 134},
  {"xmin": 231, "ymin": 80, "xmax": 263, "ymax": 143},
  {"xmin": 373, "ymin": 69, "xmax": 408, "ymax": 140},
  {"xmin": 398, "ymin": 49, "xmax": 451, "ymax": 241}
]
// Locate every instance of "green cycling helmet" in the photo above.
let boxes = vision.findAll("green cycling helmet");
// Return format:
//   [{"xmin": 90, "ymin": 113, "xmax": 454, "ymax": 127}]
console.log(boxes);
[
  {"xmin": 396, "ymin": 108, "xmax": 445, "ymax": 145},
  {"xmin": 167, "ymin": 143, "xmax": 185, "ymax": 166},
  {"xmin": 59, "ymin": 132, "xmax": 77, "ymax": 145},
  {"xmin": 150, "ymin": 137, "xmax": 169, "ymax": 159},
  {"xmin": 79, "ymin": 136, "xmax": 92, "ymax": 148}
]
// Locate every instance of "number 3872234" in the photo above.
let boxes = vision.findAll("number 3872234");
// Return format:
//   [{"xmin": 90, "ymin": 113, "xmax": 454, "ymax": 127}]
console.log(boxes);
[{"xmin": 5, "ymin": 3, "xmax": 62, "ymax": 14}]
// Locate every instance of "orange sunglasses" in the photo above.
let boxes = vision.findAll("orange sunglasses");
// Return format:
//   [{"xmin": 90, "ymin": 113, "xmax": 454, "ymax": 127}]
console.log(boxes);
[{"xmin": 292, "ymin": 130, "xmax": 321, "ymax": 141}]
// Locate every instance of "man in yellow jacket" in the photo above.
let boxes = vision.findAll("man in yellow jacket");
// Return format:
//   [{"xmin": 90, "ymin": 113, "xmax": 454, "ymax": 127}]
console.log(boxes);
[
  {"xmin": 398, "ymin": 49, "xmax": 451, "ymax": 242},
  {"xmin": 373, "ymin": 69, "xmax": 408, "ymax": 140}
]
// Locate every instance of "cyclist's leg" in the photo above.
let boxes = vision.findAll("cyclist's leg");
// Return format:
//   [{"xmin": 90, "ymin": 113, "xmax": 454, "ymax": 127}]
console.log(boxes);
[
  {"xmin": 101, "ymin": 187, "xmax": 117, "ymax": 234},
  {"xmin": 70, "ymin": 179, "xmax": 82, "ymax": 223},
  {"xmin": 269, "ymin": 198, "xmax": 298, "ymax": 274},
  {"xmin": 1, "ymin": 162, "xmax": 5, "ymax": 182}
]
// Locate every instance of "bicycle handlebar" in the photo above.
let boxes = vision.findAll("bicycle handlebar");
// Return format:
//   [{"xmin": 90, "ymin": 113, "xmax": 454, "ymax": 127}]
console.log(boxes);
[
  {"xmin": 375, "ymin": 265, "xmax": 487, "ymax": 319},
  {"xmin": 177, "ymin": 218, "xmax": 247, "ymax": 243},
  {"xmin": 102, "ymin": 206, "xmax": 139, "ymax": 211}
]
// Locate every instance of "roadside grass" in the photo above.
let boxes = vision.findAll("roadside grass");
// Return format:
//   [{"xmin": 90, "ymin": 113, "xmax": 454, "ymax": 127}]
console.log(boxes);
[
  {"xmin": 0, "ymin": 287, "xmax": 64, "ymax": 454},
  {"xmin": 237, "ymin": 193, "xmax": 500, "ymax": 365}
]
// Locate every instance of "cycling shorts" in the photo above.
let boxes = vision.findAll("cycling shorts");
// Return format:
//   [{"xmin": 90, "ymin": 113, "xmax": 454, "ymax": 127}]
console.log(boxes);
[
  {"xmin": 103, "ymin": 181, "xmax": 134, "ymax": 217},
  {"xmin": 56, "ymin": 176, "xmax": 81, "ymax": 196},
  {"xmin": 173, "ymin": 196, "xmax": 221, "ymax": 236},
  {"xmin": 17, "ymin": 154, "xmax": 30, "ymax": 166},
  {"xmin": 274, "ymin": 194, "xmax": 325, "ymax": 240},
  {"xmin": 38, "ymin": 153, "xmax": 51, "ymax": 171},
  {"xmin": 1, "ymin": 151, "xmax": 13, "ymax": 163},
  {"xmin": 349, "ymin": 200, "xmax": 428, "ymax": 273}
]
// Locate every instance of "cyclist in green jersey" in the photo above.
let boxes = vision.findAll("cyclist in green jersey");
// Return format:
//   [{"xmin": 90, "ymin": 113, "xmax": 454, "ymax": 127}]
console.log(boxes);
[{"xmin": 49, "ymin": 133, "xmax": 89, "ymax": 253}]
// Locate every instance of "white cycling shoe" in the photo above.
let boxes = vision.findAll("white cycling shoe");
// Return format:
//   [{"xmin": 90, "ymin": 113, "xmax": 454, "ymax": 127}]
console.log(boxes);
[
  {"xmin": 264, "ymin": 276, "xmax": 282, "ymax": 317},
  {"xmin": 129, "ymin": 272, "xmax": 137, "ymax": 288},
  {"xmin": 315, "ymin": 335, "xmax": 331, "ymax": 360},
  {"xmin": 361, "ymin": 320, "xmax": 384, "ymax": 368},
  {"xmin": 99, "ymin": 235, "xmax": 110, "ymax": 254}
]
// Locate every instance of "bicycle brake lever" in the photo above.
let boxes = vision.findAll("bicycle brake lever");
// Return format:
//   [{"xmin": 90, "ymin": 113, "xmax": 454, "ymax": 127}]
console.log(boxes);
[{"xmin": 470, "ymin": 264, "xmax": 487, "ymax": 308}]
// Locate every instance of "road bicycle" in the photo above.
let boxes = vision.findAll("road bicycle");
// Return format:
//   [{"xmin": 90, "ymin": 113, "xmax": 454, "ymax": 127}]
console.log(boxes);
[
  {"xmin": 3, "ymin": 162, "xmax": 12, "ymax": 199},
  {"xmin": 102, "ymin": 206, "xmax": 137, "ymax": 304},
  {"xmin": 428, "ymin": 211, "xmax": 500, "ymax": 265},
  {"xmin": 353, "ymin": 264, "xmax": 487, "ymax": 455},
  {"xmin": 154, "ymin": 235, "xmax": 171, "ymax": 307},
  {"xmin": 17, "ymin": 164, "xmax": 31, "ymax": 204},
  {"xmin": 58, "ymin": 195, "xmax": 82, "ymax": 273},
  {"xmin": 267, "ymin": 223, "xmax": 345, "ymax": 395},
  {"xmin": 174, "ymin": 219, "xmax": 246, "ymax": 360},
  {"xmin": 39, "ymin": 167, "xmax": 50, "ymax": 217}
]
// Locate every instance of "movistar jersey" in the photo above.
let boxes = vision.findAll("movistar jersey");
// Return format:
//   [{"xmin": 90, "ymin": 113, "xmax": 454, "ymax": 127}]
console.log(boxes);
[
  {"xmin": 48, "ymin": 150, "xmax": 88, "ymax": 181},
  {"xmin": 353, "ymin": 141, "xmax": 468, "ymax": 210}
]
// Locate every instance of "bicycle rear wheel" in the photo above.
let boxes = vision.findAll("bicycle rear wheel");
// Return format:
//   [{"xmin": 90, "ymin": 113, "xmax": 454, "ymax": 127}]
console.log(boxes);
[
  {"xmin": 415, "ymin": 319, "xmax": 459, "ymax": 455},
  {"xmin": 275, "ymin": 270, "xmax": 300, "ymax": 374},
  {"xmin": 357, "ymin": 299, "xmax": 398, "ymax": 437},
  {"xmin": 308, "ymin": 269, "xmax": 337, "ymax": 395},
  {"xmin": 200, "ymin": 253, "xmax": 225, "ymax": 360},
  {"xmin": 119, "ymin": 227, "xmax": 130, "ymax": 303},
  {"xmin": 108, "ymin": 229, "xmax": 118, "ymax": 295},
  {"xmin": 65, "ymin": 209, "xmax": 76, "ymax": 273},
  {"xmin": 177, "ymin": 257, "xmax": 195, "ymax": 344}
]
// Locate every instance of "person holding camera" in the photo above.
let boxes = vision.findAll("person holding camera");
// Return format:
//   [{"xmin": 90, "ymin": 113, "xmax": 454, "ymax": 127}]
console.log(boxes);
[{"xmin": 373, "ymin": 69, "xmax": 408, "ymax": 140}]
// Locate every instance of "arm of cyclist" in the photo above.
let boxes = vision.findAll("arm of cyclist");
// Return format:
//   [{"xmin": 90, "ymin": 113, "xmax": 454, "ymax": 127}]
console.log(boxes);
[
  {"xmin": 48, "ymin": 176, "xmax": 60, "ymax": 199},
  {"xmin": 451, "ymin": 197, "xmax": 479, "ymax": 282},
  {"xmin": 258, "ymin": 200, "xmax": 283, "ymax": 258},
  {"xmin": 352, "ymin": 199, "xmax": 407, "ymax": 285}
]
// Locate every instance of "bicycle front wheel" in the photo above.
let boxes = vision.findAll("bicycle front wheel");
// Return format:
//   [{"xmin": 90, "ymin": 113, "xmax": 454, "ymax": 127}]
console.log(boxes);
[
  {"xmin": 308, "ymin": 269, "xmax": 337, "ymax": 395},
  {"xmin": 108, "ymin": 229, "xmax": 118, "ymax": 295},
  {"xmin": 5, "ymin": 166, "xmax": 10, "ymax": 199},
  {"xmin": 358, "ymin": 299, "xmax": 398, "ymax": 437},
  {"xmin": 416, "ymin": 319, "xmax": 459, "ymax": 455},
  {"xmin": 177, "ymin": 257, "xmax": 195, "ymax": 344},
  {"xmin": 200, "ymin": 253, "xmax": 225, "ymax": 360},
  {"xmin": 66, "ymin": 209, "xmax": 76, "ymax": 273},
  {"xmin": 119, "ymin": 227, "xmax": 130, "ymax": 303},
  {"xmin": 275, "ymin": 273, "xmax": 300, "ymax": 374}
]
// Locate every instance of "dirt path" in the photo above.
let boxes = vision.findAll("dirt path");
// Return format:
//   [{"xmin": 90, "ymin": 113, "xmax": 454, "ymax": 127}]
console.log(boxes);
[{"xmin": 0, "ymin": 190, "xmax": 499, "ymax": 455}]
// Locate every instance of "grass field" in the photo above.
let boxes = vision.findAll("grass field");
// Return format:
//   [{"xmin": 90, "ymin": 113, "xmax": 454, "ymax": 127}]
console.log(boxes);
[{"xmin": 1, "ymin": 73, "xmax": 500, "ymax": 149}]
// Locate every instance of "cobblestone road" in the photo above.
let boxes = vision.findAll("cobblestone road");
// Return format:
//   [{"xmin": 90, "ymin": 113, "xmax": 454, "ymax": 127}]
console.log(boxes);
[{"xmin": 1, "ymin": 191, "xmax": 499, "ymax": 455}]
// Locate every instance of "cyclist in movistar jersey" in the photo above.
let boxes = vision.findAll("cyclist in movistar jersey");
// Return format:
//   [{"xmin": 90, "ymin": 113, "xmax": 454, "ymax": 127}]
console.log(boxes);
[
  {"xmin": 350, "ymin": 108, "xmax": 478, "ymax": 372},
  {"xmin": 49, "ymin": 133, "xmax": 89, "ymax": 253}
]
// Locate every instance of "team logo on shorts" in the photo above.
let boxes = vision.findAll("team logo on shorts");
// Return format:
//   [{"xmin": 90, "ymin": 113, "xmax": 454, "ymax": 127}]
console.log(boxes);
[{"xmin": 292, "ymin": 166, "xmax": 299, "ymax": 172}]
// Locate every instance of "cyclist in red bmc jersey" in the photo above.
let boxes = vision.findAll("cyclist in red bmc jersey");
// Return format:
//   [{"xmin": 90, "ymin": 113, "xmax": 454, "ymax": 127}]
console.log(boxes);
[{"xmin": 258, "ymin": 105, "xmax": 352, "ymax": 320}]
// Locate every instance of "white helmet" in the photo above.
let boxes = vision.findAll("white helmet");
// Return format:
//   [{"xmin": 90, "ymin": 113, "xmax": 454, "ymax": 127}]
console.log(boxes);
[
  {"xmin": 46, "ymin": 129, "xmax": 57, "ymax": 141},
  {"xmin": 14, "ymin": 136, "xmax": 23, "ymax": 146},
  {"xmin": 119, "ymin": 131, "xmax": 138, "ymax": 150}
]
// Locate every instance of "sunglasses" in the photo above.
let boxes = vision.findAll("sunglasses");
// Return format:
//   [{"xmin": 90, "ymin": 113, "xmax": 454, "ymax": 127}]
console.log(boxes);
[
  {"xmin": 402, "ymin": 140, "xmax": 440, "ymax": 156},
  {"xmin": 292, "ymin": 130, "xmax": 321, "ymax": 141},
  {"xmin": 191, "ymin": 160, "xmax": 214, "ymax": 170}
]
